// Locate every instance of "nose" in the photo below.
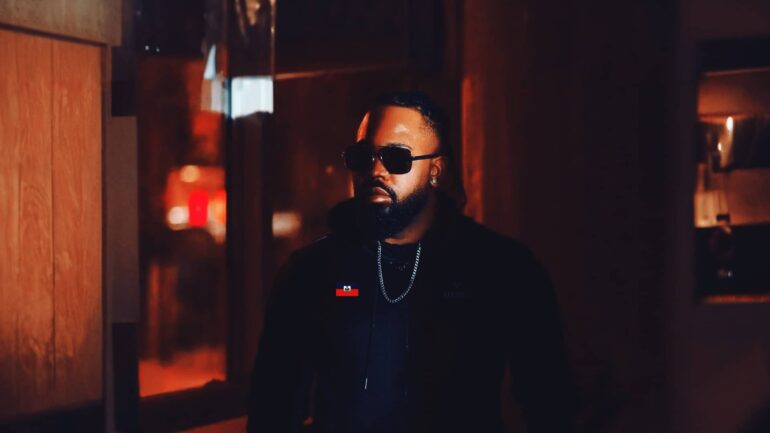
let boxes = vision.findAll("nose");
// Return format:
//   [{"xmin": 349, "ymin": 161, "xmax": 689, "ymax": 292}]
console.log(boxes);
[{"xmin": 369, "ymin": 153, "xmax": 389, "ymax": 179}]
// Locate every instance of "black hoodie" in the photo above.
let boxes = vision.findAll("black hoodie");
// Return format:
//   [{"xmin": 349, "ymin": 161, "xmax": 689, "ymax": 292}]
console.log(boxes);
[{"xmin": 247, "ymin": 194, "xmax": 576, "ymax": 433}]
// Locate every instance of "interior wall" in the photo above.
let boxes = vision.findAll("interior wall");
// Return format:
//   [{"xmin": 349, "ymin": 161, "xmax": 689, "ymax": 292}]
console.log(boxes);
[
  {"xmin": 0, "ymin": 28, "xmax": 103, "ymax": 420},
  {"xmin": 668, "ymin": 1, "xmax": 770, "ymax": 433},
  {"xmin": 462, "ymin": 1, "xmax": 674, "ymax": 432},
  {"xmin": 0, "ymin": 0, "xmax": 121, "ymax": 45},
  {"xmin": 699, "ymin": 71, "xmax": 770, "ymax": 115},
  {"xmin": 464, "ymin": 0, "xmax": 770, "ymax": 432},
  {"xmin": 461, "ymin": 0, "xmax": 527, "ymax": 237}
]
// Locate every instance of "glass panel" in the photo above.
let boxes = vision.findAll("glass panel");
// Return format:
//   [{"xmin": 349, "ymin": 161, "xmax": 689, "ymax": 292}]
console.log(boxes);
[
  {"xmin": 137, "ymin": 50, "xmax": 228, "ymax": 397},
  {"xmin": 695, "ymin": 69, "xmax": 770, "ymax": 300}
]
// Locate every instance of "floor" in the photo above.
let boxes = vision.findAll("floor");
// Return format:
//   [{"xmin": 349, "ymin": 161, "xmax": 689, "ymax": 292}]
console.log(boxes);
[{"xmin": 178, "ymin": 417, "xmax": 246, "ymax": 433}]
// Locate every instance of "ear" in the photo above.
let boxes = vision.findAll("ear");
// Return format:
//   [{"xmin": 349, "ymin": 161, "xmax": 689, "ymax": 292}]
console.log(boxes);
[{"xmin": 430, "ymin": 156, "xmax": 445, "ymax": 179}]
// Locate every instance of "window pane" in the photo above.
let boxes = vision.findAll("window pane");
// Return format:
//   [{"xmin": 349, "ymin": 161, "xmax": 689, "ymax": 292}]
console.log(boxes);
[{"xmin": 137, "ymin": 56, "xmax": 227, "ymax": 397}]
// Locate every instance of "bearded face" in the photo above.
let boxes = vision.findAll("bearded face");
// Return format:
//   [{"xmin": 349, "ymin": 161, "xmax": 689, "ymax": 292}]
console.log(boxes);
[
  {"xmin": 348, "ymin": 106, "xmax": 443, "ymax": 241},
  {"xmin": 353, "ymin": 177, "xmax": 431, "ymax": 240}
]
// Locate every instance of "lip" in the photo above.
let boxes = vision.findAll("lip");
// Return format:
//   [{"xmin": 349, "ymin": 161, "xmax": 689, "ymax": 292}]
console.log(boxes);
[
  {"xmin": 365, "ymin": 186, "xmax": 392, "ymax": 202},
  {"xmin": 370, "ymin": 187, "xmax": 390, "ymax": 196}
]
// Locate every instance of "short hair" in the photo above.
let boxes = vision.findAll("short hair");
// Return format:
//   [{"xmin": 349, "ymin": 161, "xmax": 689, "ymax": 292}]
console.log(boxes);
[
  {"xmin": 372, "ymin": 91, "xmax": 449, "ymax": 153},
  {"xmin": 370, "ymin": 91, "xmax": 466, "ymax": 210}
]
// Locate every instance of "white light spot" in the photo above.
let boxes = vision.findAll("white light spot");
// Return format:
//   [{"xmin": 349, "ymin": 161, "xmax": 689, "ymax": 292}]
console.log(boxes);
[
  {"xmin": 272, "ymin": 211, "xmax": 302, "ymax": 238},
  {"xmin": 208, "ymin": 221, "xmax": 227, "ymax": 244},
  {"xmin": 726, "ymin": 116, "xmax": 734, "ymax": 132},
  {"xmin": 230, "ymin": 76, "xmax": 274, "ymax": 117},
  {"xmin": 204, "ymin": 45, "xmax": 217, "ymax": 80},
  {"xmin": 167, "ymin": 206, "xmax": 188, "ymax": 226},
  {"xmin": 180, "ymin": 165, "xmax": 201, "ymax": 183}
]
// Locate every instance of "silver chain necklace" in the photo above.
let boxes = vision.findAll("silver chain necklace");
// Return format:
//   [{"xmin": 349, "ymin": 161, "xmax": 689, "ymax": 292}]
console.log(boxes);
[{"xmin": 376, "ymin": 240, "xmax": 421, "ymax": 303}]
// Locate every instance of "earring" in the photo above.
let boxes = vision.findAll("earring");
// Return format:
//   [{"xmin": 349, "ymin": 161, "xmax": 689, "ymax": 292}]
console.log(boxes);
[{"xmin": 430, "ymin": 177, "xmax": 438, "ymax": 186}]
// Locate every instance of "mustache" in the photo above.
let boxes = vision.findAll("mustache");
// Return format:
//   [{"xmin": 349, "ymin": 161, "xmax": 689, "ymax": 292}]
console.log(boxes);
[{"xmin": 357, "ymin": 178, "xmax": 397, "ymax": 201}]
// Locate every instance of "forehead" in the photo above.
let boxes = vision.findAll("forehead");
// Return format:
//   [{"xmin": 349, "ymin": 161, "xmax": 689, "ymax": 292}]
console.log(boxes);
[{"xmin": 356, "ymin": 106, "xmax": 438, "ymax": 152}]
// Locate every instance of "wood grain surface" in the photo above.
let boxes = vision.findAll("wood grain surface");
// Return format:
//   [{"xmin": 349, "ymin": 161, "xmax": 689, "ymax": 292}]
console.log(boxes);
[
  {"xmin": 0, "ymin": 28, "xmax": 24, "ymax": 418},
  {"xmin": 15, "ymin": 27, "xmax": 56, "ymax": 416},
  {"xmin": 0, "ymin": 28, "xmax": 102, "ymax": 420},
  {"xmin": 52, "ymin": 38, "xmax": 103, "ymax": 409},
  {"xmin": 52, "ymin": 37, "xmax": 103, "ymax": 410},
  {"xmin": 0, "ymin": 0, "xmax": 121, "ymax": 45}
]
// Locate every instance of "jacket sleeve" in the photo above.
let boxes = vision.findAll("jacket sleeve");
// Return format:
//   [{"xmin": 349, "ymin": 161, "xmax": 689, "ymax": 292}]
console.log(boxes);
[
  {"xmin": 247, "ymin": 253, "xmax": 315, "ymax": 433},
  {"xmin": 507, "ymin": 247, "xmax": 577, "ymax": 433}
]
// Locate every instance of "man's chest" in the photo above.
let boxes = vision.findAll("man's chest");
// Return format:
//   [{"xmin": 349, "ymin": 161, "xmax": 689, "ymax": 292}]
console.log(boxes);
[{"xmin": 314, "ymin": 255, "xmax": 509, "ymax": 373}]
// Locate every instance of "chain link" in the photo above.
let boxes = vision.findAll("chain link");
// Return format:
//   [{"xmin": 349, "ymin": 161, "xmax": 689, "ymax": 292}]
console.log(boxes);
[{"xmin": 377, "ymin": 240, "xmax": 421, "ymax": 303}]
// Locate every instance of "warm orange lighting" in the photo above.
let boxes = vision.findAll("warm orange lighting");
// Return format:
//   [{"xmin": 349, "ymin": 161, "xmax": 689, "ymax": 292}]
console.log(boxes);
[
  {"xmin": 140, "ymin": 262, "xmax": 227, "ymax": 397},
  {"xmin": 211, "ymin": 189, "xmax": 227, "ymax": 224},
  {"xmin": 165, "ymin": 166, "xmax": 225, "ymax": 234},
  {"xmin": 703, "ymin": 294, "xmax": 770, "ymax": 304},
  {"xmin": 139, "ymin": 346, "xmax": 226, "ymax": 397},
  {"xmin": 272, "ymin": 211, "xmax": 302, "ymax": 238},
  {"xmin": 191, "ymin": 111, "xmax": 223, "ymax": 160},
  {"xmin": 180, "ymin": 165, "xmax": 202, "ymax": 183},
  {"xmin": 461, "ymin": 75, "xmax": 484, "ymax": 222}
]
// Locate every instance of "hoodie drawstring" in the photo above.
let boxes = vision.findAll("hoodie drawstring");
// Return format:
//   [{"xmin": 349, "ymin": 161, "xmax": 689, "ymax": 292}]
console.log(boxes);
[{"xmin": 363, "ymin": 277, "xmax": 378, "ymax": 390}]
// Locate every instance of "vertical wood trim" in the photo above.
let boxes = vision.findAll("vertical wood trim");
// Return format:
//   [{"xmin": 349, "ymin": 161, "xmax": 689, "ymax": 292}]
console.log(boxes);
[
  {"xmin": 0, "ymin": 28, "xmax": 22, "ymax": 420},
  {"xmin": 461, "ymin": 75, "xmax": 485, "ymax": 223},
  {"xmin": 15, "ymin": 30, "xmax": 56, "ymax": 415},
  {"xmin": 0, "ymin": 29, "xmax": 57, "ymax": 418},
  {"xmin": 52, "ymin": 39, "xmax": 103, "ymax": 408}
]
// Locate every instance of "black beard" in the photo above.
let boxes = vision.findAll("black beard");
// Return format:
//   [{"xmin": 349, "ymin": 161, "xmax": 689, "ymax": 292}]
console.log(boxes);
[{"xmin": 353, "ymin": 181, "xmax": 431, "ymax": 240}]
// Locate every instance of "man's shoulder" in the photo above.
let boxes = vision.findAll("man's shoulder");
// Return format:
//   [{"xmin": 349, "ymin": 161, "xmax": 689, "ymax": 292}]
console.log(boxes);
[
  {"xmin": 454, "ymin": 214, "xmax": 536, "ymax": 262},
  {"xmin": 280, "ymin": 230, "xmax": 362, "ymax": 276},
  {"xmin": 282, "ymin": 234, "xmax": 337, "ymax": 269},
  {"xmin": 450, "ymin": 217, "xmax": 552, "ymax": 301}
]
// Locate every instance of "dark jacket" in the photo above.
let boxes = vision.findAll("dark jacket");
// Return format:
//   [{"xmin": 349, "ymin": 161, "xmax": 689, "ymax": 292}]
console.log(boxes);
[{"xmin": 247, "ymin": 194, "xmax": 576, "ymax": 433}]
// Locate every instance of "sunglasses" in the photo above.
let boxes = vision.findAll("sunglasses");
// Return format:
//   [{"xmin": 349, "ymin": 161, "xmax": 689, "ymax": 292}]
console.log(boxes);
[{"xmin": 342, "ymin": 141, "xmax": 442, "ymax": 174}]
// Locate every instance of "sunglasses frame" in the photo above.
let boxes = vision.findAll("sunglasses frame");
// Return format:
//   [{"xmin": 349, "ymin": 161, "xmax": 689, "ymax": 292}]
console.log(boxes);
[{"xmin": 342, "ymin": 142, "xmax": 443, "ymax": 174}]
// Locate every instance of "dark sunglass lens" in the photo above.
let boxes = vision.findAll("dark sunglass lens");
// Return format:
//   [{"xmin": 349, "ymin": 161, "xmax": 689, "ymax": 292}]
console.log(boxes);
[
  {"xmin": 344, "ymin": 145, "xmax": 372, "ymax": 172},
  {"xmin": 380, "ymin": 147, "xmax": 412, "ymax": 174}
]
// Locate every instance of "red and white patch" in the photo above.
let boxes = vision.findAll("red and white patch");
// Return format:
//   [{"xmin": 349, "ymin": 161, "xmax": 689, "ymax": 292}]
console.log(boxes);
[{"xmin": 335, "ymin": 284, "xmax": 359, "ymax": 297}]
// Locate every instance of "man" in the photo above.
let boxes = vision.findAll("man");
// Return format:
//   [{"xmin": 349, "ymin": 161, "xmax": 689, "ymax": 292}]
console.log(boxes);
[{"xmin": 247, "ymin": 92, "xmax": 575, "ymax": 433}]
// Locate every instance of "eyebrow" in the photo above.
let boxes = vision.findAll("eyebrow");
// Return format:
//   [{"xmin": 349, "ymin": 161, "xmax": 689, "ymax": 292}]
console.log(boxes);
[
  {"xmin": 385, "ymin": 142, "xmax": 413, "ymax": 150},
  {"xmin": 360, "ymin": 139, "xmax": 413, "ymax": 151}
]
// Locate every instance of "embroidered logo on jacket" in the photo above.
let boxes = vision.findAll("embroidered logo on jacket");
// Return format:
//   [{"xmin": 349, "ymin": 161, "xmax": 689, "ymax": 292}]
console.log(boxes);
[{"xmin": 335, "ymin": 284, "xmax": 359, "ymax": 297}]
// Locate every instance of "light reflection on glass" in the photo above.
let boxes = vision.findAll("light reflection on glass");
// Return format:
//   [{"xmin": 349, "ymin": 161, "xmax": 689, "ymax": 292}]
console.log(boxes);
[
  {"xmin": 272, "ymin": 211, "xmax": 303, "ymax": 238},
  {"xmin": 138, "ymin": 53, "xmax": 228, "ymax": 398}
]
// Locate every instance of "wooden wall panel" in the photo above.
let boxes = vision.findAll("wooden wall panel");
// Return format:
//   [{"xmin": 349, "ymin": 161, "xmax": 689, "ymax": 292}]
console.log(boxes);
[
  {"xmin": 52, "ymin": 39, "xmax": 103, "ymax": 408},
  {"xmin": 0, "ymin": 29, "xmax": 23, "ymax": 419},
  {"xmin": 0, "ymin": 28, "xmax": 102, "ymax": 419},
  {"xmin": 15, "ymin": 30, "xmax": 56, "ymax": 416},
  {"xmin": 0, "ymin": 29, "xmax": 56, "ymax": 419}
]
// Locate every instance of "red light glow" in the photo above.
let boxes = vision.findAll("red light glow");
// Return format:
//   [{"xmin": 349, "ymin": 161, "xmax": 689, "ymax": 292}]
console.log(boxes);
[{"xmin": 188, "ymin": 189, "xmax": 209, "ymax": 227}]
